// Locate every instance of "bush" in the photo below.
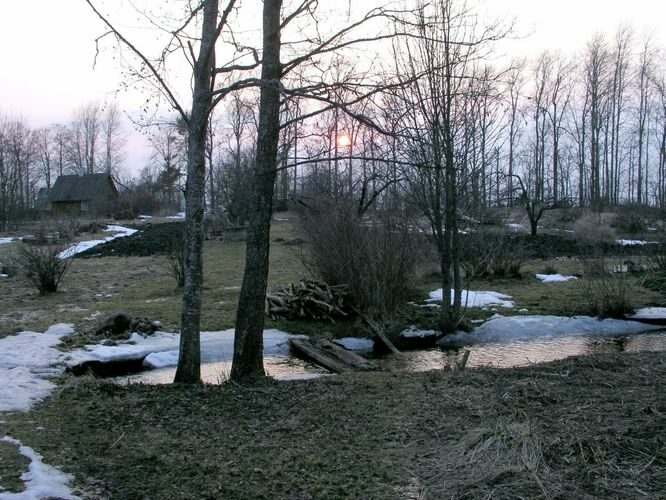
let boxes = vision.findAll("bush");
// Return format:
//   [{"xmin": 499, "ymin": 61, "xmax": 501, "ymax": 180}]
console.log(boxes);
[
  {"xmin": 459, "ymin": 231, "xmax": 527, "ymax": 279},
  {"xmin": 573, "ymin": 214, "xmax": 617, "ymax": 245},
  {"xmin": 164, "ymin": 234, "xmax": 185, "ymax": 288},
  {"xmin": 539, "ymin": 264, "xmax": 559, "ymax": 275},
  {"xmin": 1, "ymin": 259, "xmax": 17, "ymax": 277},
  {"xmin": 300, "ymin": 205, "xmax": 418, "ymax": 318},
  {"xmin": 16, "ymin": 244, "xmax": 71, "ymax": 294},
  {"xmin": 580, "ymin": 255, "xmax": 634, "ymax": 318}
]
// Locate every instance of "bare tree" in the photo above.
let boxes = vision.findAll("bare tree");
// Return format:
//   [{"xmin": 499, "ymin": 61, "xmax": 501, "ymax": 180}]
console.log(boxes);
[
  {"xmin": 100, "ymin": 102, "xmax": 126, "ymax": 176},
  {"xmin": 146, "ymin": 120, "xmax": 187, "ymax": 211},
  {"xmin": 32, "ymin": 127, "xmax": 54, "ymax": 189},
  {"xmin": 230, "ymin": 1, "xmax": 414, "ymax": 378},
  {"xmin": 584, "ymin": 34, "xmax": 610, "ymax": 209},
  {"xmin": 390, "ymin": 0, "xmax": 509, "ymax": 332},
  {"xmin": 635, "ymin": 36, "xmax": 655, "ymax": 204},
  {"xmin": 68, "ymin": 102, "xmax": 102, "ymax": 175},
  {"xmin": 504, "ymin": 59, "xmax": 526, "ymax": 205},
  {"xmin": 86, "ymin": 0, "xmax": 256, "ymax": 383}
]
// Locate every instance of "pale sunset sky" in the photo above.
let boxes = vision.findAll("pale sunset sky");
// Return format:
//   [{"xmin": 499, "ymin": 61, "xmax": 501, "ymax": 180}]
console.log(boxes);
[{"xmin": 0, "ymin": 0, "xmax": 664, "ymax": 174}]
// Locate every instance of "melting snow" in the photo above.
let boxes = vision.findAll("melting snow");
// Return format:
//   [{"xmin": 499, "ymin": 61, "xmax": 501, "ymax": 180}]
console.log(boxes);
[
  {"xmin": 630, "ymin": 307, "xmax": 666, "ymax": 320},
  {"xmin": 333, "ymin": 338, "xmax": 374, "ymax": 352},
  {"xmin": 64, "ymin": 329, "xmax": 303, "ymax": 370},
  {"xmin": 0, "ymin": 437, "xmax": 79, "ymax": 500},
  {"xmin": 437, "ymin": 315, "xmax": 662, "ymax": 347},
  {"xmin": 57, "ymin": 225, "xmax": 138, "ymax": 259},
  {"xmin": 0, "ymin": 327, "xmax": 79, "ymax": 500},
  {"xmin": 0, "ymin": 324, "xmax": 74, "ymax": 412},
  {"xmin": 427, "ymin": 289, "xmax": 514, "ymax": 309},
  {"xmin": 615, "ymin": 239, "xmax": 656, "ymax": 246},
  {"xmin": 535, "ymin": 273, "xmax": 578, "ymax": 282}
]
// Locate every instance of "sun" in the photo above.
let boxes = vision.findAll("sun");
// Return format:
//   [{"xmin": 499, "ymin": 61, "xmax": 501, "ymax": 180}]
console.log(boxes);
[{"xmin": 337, "ymin": 134, "xmax": 352, "ymax": 147}]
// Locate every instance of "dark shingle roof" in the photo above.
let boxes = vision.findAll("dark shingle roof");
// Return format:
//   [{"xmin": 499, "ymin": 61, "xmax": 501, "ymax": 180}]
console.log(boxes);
[{"xmin": 48, "ymin": 174, "xmax": 117, "ymax": 203}]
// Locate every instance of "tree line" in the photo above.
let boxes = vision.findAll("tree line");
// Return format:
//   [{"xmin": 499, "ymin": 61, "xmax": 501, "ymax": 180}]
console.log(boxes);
[
  {"xmin": 4, "ymin": 0, "xmax": 664, "ymax": 381},
  {"xmin": 0, "ymin": 102, "xmax": 124, "ymax": 230}
]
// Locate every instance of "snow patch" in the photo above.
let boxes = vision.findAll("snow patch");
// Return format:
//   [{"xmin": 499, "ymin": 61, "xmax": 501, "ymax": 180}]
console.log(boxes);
[
  {"xmin": 437, "ymin": 315, "xmax": 662, "ymax": 347},
  {"xmin": 427, "ymin": 289, "xmax": 514, "ymax": 309},
  {"xmin": 0, "ymin": 324, "xmax": 74, "ymax": 412},
  {"xmin": 0, "ymin": 436, "xmax": 78, "ymax": 500},
  {"xmin": 0, "ymin": 237, "xmax": 15, "ymax": 245},
  {"xmin": 166, "ymin": 212, "xmax": 185, "ymax": 219},
  {"xmin": 400, "ymin": 327, "xmax": 438, "ymax": 339},
  {"xmin": 57, "ymin": 225, "xmax": 138, "ymax": 259},
  {"xmin": 630, "ymin": 307, "xmax": 666, "ymax": 320},
  {"xmin": 333, "ymin": 338, "xmax": 374, "ymax": 352},
  {"xmin": 66, "ymin": 329, "xmax": 304, "ymax": 370},
  {"xmin": 535, "ymin": 273, "xmax": 578, "ymax": 283},
  {"xmin": 615, "ymin": 239, "xmax": 656, "ymax": 246}
]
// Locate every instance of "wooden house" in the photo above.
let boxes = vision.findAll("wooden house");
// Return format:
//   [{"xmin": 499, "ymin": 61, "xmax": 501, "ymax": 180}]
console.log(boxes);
[{"xmin": 48, "ymin": 173, "xmax": 119, "ymax": 215}]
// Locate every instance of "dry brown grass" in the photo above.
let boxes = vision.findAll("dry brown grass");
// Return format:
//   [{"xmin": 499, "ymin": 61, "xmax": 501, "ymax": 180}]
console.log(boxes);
[
  {"xmin": 0, "ymin": 217, "xmax": 309, "ymax": 339},
  {"xmin": 1, "ymin": 352, "xmax": 663, "ymax": 498}
]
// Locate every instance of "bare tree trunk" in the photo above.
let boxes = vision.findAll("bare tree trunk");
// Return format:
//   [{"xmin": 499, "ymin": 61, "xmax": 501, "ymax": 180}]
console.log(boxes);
[
  {"xmin": 231, "ymin": 0, "xmax": 282, "ymax": 380},
  {"xmin": 174, "ymin": 0, "xmax": 218, "ymax": 384}
]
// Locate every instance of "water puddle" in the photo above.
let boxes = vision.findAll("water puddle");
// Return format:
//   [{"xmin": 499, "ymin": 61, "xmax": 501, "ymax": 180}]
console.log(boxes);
[
  {"xmin": 119, "ymin": 330, "xmax": 666, "ymax": 384},
  {"xmin": 123, "ymin": 355, "xmax": 329, "ymax": 385},
  {"xmin": 374, "ymin": 330, "xmax": 666, "ymax": 372}
]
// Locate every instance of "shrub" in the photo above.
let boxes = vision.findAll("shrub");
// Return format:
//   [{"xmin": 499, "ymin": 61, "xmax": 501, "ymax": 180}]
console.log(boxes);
[
  {"xmin": 16, "ymin": 244, "xmax": 71, "ymax": 294},
  {"xmin": 645, "ymin": 242, "xmax": 666, "ymax": 273},
  {"xmin": 580, "ymin": 254, "xmax": 634, "ymax": 318},
  {"xmin": 164, "ymin": 235, "xmax": 185, "ymax": 288},
  {"xmin": 573, "ymin": 214, "xmax": 617, "ymax": 245},
  {"xmin": 459, "ymin": 231, "xmax": 527, "ymax": 279},
  {"xmin": 1, "ymin": 259, "xmax": 17, "ymax": 278},
  {"xmin": 612, "ymin": 206, "xmax": 651, "ymax": 235},
  {"xmin": 539, "ymin": 264, "xmax": 559, "ymax": 275},
  {"xmin": 300, "ymin": 205, "xmax": 418, "ymax": 318}
]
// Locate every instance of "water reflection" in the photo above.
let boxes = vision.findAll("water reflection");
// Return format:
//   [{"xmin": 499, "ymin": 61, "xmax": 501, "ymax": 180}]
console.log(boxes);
[
  {"xmin": 374, "ymin": 331, "xmax": 666, "ymax": 372},
  {"xmin": 123, "ymin": 355, "xmax": 329, "ymax": 385},
  {"xmin": 122, "ymin": 330, "xmax": 666, "ymax": 385}
]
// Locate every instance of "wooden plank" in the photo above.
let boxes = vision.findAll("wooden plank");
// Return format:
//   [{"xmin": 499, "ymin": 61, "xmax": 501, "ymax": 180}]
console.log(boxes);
[
  {"xmin": 317, "ymin": 340, "xmax": 377, "ymax": 371},
  {"xmin": 362, "ymin": 316, "xmax": 402, "ymax": 356},
  {"xmin": 289, "ymin": 338, "xmax": 351, "ymax": 373}
]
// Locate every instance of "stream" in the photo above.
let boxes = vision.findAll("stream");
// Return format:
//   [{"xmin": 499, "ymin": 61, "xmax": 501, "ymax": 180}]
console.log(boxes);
[{"xmin": 124, "ymin": 328, "xmax": 666, "ymax": 384}]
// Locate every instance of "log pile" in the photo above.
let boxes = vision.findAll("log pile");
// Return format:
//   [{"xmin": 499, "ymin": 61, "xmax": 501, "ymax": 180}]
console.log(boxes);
[{"xmin": 266, "ymin": 280, "xmax": 349, "ymax": 322}]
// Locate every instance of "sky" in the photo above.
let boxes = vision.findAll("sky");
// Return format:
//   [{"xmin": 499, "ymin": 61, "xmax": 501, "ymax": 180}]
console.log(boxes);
[{"xmin": 0, "ymin": 0, "xmax": 664, "ymax": 175}]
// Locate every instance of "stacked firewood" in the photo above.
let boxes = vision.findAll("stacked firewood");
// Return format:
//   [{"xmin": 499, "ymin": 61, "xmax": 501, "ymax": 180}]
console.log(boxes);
[{"xmin": 266, "ymin": 279, "xmax": 350, "ymax": 322}]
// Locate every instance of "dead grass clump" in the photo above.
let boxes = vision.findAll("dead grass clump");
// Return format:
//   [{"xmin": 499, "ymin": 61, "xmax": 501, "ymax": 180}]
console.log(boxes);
[
  {"xmin": 459, "ymin": 231, "xmax": 528, "ymax": 279},
  {"xmin": 580, "ymin": 255, "xmax": 635, "ymax": 318},
  {"xmin": 420, "ymin": 418, "xmax": 553, "ymax": 498},
  {"xmin": 573, "ymin": 213, "xmax": 617, "ymax": 244},
  {"xmin": 164, "ymin": 236, "xmax": 185, "ymax": 288}
]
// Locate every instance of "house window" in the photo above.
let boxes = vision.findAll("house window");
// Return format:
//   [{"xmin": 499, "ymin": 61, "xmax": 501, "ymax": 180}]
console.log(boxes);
[{"xmin": 81, "ymin": 201, "xmax": 89, "ymax": 212}]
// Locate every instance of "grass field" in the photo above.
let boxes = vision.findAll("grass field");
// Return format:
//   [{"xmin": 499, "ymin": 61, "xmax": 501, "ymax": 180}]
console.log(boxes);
[
  {"xmin": 0, "ymin": 216, "xmax": 311, "ymax": 339},
  {"xmin": 1, "ymin": 213, "xmax": 665, "ymax": 497},
  {"xmin": 1, "ymin": 213, "xmax": 663, "ymax": 341},
  {"xmin": 1, "ymin": 351, "xmax": 663, "ymax": 498}
]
